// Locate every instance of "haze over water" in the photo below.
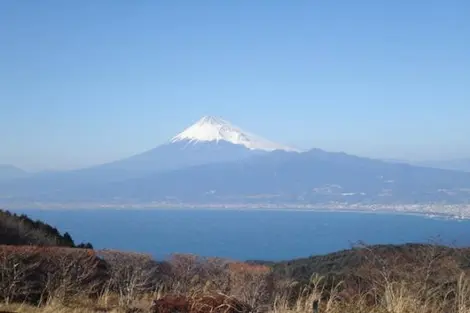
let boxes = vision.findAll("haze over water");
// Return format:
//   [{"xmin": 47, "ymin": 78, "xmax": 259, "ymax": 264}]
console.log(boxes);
[{"xmin": 14, "ymin": 209, "xmax": 470, "ymax": 261}]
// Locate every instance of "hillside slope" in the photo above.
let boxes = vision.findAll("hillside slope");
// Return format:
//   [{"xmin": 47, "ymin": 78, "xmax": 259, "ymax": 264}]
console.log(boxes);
[
  {"xmin": 267, "ymin": 243, "xmax": 470, "ymax": 282},
  {"xmin": 0, "ymin": 209, "xmax": 92, "ymax": 248}
]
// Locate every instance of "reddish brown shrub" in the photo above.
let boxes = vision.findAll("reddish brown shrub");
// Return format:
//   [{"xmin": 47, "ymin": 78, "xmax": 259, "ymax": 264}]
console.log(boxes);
[
  {"xmin": 150, "ymin": 294, "xmax": 252, "ymax": 313},
  {"xmin": 150, "ymin": 295, "xmax": 190, "ymax": 313},
  {"xmin": 228, "ymin": 263, "xmax": 271, "ymax": 275}
]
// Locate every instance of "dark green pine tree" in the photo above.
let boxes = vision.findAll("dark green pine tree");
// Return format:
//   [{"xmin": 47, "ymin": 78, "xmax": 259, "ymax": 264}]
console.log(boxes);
[
  {"xmin": 62, "ymin": 232, "xmax": 75, "ymax": 247},
  {"xmin": 77, "ymin": 242, "xmax": 94, "ymax": 249}
]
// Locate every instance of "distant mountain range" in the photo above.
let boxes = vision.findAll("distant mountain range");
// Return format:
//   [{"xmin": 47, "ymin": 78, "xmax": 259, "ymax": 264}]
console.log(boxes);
[
  {"xmin": 1, "ymin": 116, "xmax": 470, "ymax": 207},
  {"xmin": 383, "ymin": 158, "xmax": 470, "ymax": 173},
  {"xmin": 415, "ymin": 159, "xmax": 470, "ymax": 173}
]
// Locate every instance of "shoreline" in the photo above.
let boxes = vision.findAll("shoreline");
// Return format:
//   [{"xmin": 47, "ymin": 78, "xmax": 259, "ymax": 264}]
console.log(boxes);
[{"xmin": 5, "ymin": 204, "xmax": 469, "ymax": 221}]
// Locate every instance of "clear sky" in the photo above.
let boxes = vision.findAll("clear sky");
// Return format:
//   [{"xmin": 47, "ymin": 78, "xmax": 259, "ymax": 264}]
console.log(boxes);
[{"xmin": 1, "ymin": 0, "xmax": 469, "ymax": 170}]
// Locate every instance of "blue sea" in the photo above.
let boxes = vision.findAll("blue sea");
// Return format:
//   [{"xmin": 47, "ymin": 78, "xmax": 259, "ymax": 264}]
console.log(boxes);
[{"xmin": 12, "ymin": 209, "xmax": 470, "ymax": 261}]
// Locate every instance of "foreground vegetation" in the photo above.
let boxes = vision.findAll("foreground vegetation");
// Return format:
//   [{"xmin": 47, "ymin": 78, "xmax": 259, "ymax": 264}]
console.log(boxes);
[{"xmin": 2, "ymin": 209, "xmax": 470, "ymax": 312}]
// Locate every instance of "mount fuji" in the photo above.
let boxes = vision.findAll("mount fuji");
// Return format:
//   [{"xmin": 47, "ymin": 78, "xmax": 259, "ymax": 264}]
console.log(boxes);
[
  {"xmin": 92, "ymin": 116, "xmax": 299, "ymax": 174},
  {"xmin": 171, "ymin": 116, "xmax": 298, "ymax": 152},
  {"xmin": 4, "ymin": 116, "xmax": 470, "ymax": 207},
  {"xmin": 0, "ymin": 116, "xmax": 298, "ymax": 197}
]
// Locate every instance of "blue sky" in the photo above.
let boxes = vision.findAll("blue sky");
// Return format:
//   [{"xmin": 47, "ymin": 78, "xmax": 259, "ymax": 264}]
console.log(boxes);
[{"xmin": 1, "ymin": 0, "xmax": 469, "ymax": 170}]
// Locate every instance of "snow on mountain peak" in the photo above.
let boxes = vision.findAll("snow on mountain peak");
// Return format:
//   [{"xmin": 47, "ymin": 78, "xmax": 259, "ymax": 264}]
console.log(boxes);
[{"xmin": 170, "ymin": 116, "xmax": 299, "ymax": 152}]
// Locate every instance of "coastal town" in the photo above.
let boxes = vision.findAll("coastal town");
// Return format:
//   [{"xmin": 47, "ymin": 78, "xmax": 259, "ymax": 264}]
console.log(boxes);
[{"xmin": 4, "ymin": 201, "xmax": 470, "ymax": 220}]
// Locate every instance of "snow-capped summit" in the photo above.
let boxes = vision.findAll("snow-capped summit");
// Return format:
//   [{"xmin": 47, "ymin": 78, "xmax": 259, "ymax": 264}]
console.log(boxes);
[{"xmin": 171, "ymin": 116, "xmax": 298, "ymax": 152}]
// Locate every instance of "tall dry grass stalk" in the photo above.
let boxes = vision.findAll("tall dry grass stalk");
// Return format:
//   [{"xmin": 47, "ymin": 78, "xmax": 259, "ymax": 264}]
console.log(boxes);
[
  {"xmin": 3, "ymin": 271, "xmax": 470, "ymax": 313},
  {"xmin": 4, "ymin": 246, "xmax": 470, "ymax": 313},
  {"xmin": 382, "ymin": 281, "xmax": 423, "ymax": 313},
  {"xmin": 456, "ymin": 272, "xmax": 470, "ymax": 313},
  {"xmin": 272, "ymin": 273, "xmax": 342, "ymax": 313}
]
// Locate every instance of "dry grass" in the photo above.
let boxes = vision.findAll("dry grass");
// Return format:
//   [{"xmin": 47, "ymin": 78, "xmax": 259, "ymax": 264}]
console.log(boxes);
[
  {"xmin": 1, "ymin": 279, "xmax": 470, "ymax": 313},
  {"xmin": 3, "ymin": 245, "xmax": 470, "ymax": 313},
  {"xmin": 0, "ymin": 303, "xmax": 117, "ymax": 313}
]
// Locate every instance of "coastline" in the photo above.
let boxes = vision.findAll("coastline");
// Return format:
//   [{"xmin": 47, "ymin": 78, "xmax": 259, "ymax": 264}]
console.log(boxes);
[{"xmin": 4, "ymin": 202, "xmax": 470, "ymax": 220}]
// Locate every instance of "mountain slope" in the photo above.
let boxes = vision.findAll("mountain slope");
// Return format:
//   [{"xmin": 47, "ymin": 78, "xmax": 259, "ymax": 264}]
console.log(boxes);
[
  {"xmin": 0, "ymin": 165, "xmax": 28, "ymax": 181},
  {"xmin": 0, "ymin": 141, "xmax": 268, "ymax": 198},
  {"xmin": 0, "ymin": 116, "xmax": 290, "ymax": 197},
  {"xmin": 416, "ymin": 159, "xmax": 470, "ymax": 172},
  {"xmin": 384, "ymin": 158, "xmax": 470, "ymax": 173},
  {"xmin": 47, "ymin": 149, "xmax": 470, "ymax": 204},
  {"xmin": 95, "ymin": 140, "xmax": 264, "ymax": 173}
]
